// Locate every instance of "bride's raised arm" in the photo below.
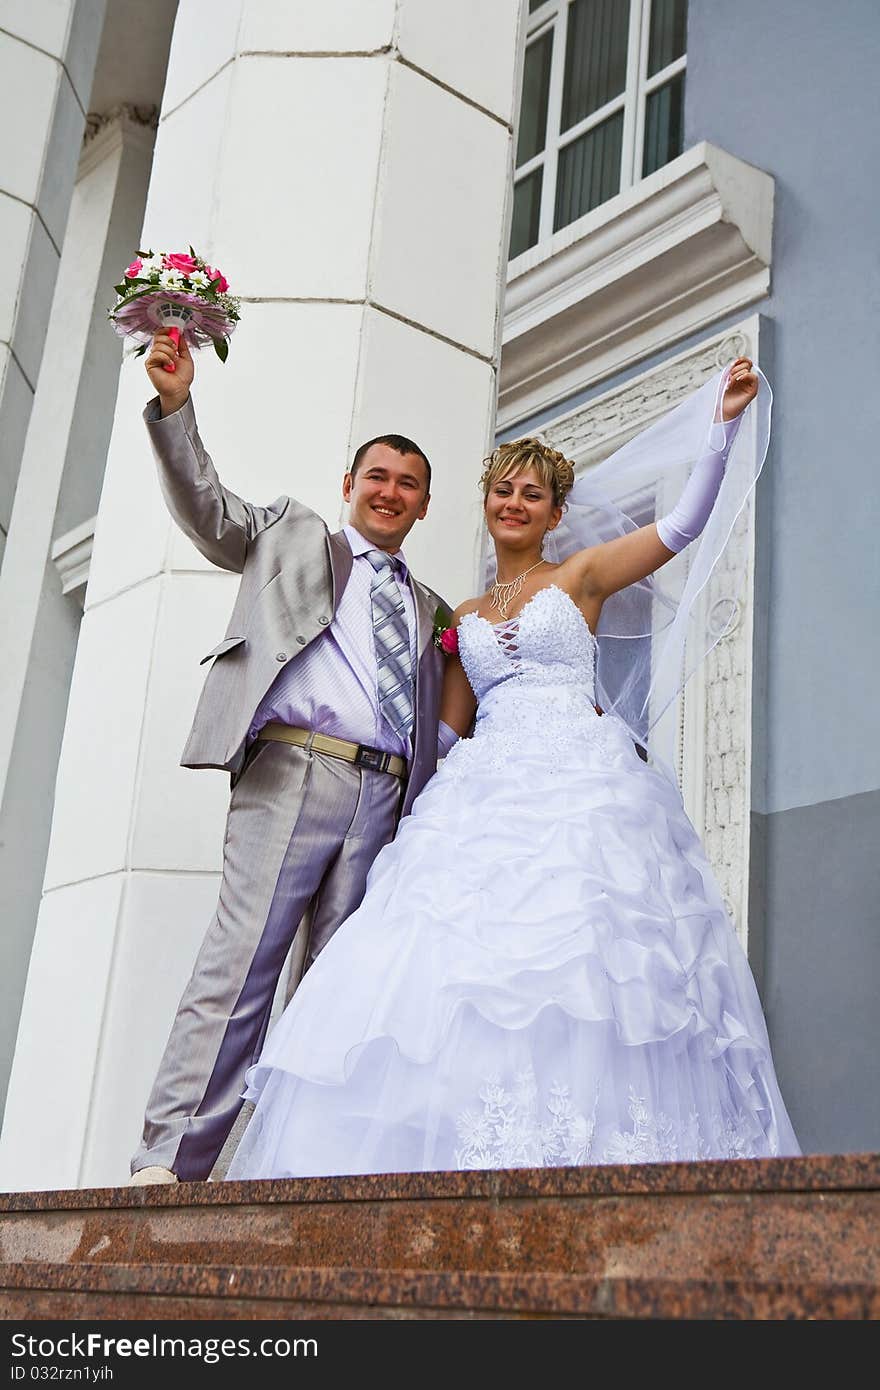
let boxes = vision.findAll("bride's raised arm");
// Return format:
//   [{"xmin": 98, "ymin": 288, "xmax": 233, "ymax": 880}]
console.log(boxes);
[{"xmin": 567, "ymin": 358, "xmax": 758, "ymax": 605}]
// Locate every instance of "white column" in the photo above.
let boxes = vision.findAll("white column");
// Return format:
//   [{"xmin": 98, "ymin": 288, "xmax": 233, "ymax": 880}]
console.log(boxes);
[
  {"xmin": 0, "ymin": 1, "xmax": 105, "ymax": 564},
  {"xmin": 0, "ymin": 112, "xmax": 158, "ymax": 1134},
  {"xmin": 0, "ymin": 116, "xmax": 155, "ymax": 810},
  {"xmin": 0, "ymin": 0, "xmax": 523, "ymax": 1190}
]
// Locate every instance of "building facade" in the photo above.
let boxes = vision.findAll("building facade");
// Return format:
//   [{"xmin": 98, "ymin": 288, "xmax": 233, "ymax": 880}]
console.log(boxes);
[{"xmin": 0, "ymin": 0, "xmax": 877, "ymax": 1190}]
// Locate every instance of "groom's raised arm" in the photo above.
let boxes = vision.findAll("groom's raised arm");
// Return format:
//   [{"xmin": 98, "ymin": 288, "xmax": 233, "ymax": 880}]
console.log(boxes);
[{"xmin": 143, "ymin": 330, "xmax": 287, "ymax": 574}]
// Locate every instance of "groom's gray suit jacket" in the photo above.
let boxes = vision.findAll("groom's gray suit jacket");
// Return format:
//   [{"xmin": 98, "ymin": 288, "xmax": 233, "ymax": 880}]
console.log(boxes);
[{"xmin": 144, "ymin": 396, "xmax": 446, "ymax": 817}]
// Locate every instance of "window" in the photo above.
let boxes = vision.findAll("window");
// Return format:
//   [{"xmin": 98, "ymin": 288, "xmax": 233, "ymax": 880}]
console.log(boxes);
[{"xmin": 510, "ymin": 0, "xmax": 687, "ymax": 259}]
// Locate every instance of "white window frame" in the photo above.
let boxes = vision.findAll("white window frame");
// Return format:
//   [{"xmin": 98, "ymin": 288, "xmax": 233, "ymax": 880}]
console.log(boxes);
[{"xmin": 515, "ymin": 0, "xmax": 687, "ymax": 251}]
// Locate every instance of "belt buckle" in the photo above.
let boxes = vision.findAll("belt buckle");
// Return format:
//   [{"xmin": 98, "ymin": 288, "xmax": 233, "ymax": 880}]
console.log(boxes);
[{"xmin": 355, "ymin": 745, "xmax": 388, "ymax": 773}]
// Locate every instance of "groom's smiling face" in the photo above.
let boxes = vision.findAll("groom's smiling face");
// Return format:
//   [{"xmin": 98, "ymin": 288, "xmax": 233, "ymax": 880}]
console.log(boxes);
[{"xmin": 343, "ymin": 443, "xmax": 430, "ymax": 553}]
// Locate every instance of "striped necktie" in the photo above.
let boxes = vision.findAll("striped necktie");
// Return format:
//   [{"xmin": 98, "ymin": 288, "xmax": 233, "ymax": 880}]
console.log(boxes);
[{"xmin": 365, "ymin": 549, "xmax": 414, "ymax": 739}]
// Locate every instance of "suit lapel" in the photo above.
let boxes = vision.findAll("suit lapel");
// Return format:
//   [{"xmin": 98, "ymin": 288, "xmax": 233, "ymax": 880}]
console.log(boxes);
[
  {"xmin": 327, "ymin": 530, "xmax": 354, "ymax": 616},
  {"xmin": 412, "ymin": 580, "xmax": 436, "ymax": 661}
]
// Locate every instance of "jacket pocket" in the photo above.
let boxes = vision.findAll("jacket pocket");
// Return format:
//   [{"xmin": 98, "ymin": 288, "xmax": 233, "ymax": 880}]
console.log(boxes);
[{"xmin": 199, "ymin": 635, "xmax": 246, "ymax": 665}]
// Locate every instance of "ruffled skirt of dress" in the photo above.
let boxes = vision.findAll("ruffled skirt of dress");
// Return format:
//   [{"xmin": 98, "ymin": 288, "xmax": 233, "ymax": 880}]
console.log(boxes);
[{"xmin": 225, "ymin": 691, "xmax": 800, "ymax": 1179}]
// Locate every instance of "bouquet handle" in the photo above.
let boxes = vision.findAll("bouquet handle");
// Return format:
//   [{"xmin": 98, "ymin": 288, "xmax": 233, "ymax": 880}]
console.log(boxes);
[{"xmin": 163, "ymin": 325, "xmax": 181, "ymax": 374}]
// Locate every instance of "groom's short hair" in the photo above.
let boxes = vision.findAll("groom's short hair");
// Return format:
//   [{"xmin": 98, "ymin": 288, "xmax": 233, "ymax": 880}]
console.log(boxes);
[{"xmin": 350, "ymin": 434, "xmax": 431, "ymax": 495}]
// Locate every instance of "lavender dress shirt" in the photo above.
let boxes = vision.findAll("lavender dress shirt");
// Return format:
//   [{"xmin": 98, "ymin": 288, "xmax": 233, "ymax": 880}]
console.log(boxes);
[{"xmin": 248, "ymin": 524, "xmax": 417, "ymax": 760}]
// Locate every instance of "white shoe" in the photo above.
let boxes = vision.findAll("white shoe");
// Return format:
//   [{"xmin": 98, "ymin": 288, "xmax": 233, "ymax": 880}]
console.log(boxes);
[{"xmin": 129, "ymin": 1165, "xmax": 178, "ymax": 1186}]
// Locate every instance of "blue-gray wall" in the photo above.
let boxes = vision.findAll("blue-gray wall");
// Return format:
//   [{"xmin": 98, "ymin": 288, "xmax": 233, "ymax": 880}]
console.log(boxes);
[{"xmin": 686, "ymin": 0, "xmax": 880, "ymax": 1152}]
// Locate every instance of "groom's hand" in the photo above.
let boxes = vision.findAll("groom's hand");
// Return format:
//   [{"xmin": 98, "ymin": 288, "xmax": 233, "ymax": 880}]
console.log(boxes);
[{"xmin": 145, "ymin": 331, "xmax": 194, "ymax": 416}]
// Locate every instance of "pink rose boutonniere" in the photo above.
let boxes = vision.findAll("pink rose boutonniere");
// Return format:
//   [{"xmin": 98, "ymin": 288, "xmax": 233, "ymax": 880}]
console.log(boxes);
[{"xmin": 432, "ymin": 604, "xmax": 458, "ymax": 654}]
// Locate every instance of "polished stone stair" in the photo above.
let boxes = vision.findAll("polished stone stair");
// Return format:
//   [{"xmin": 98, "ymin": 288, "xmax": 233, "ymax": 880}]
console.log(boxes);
[{"xmin": 2, "ymin": 1153, "xmax": 877, "ymax": 1319}]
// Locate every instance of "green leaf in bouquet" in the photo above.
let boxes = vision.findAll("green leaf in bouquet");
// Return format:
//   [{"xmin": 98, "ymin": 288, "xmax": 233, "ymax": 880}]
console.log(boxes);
[
  {"xmin": 110, "ymin": 283, "xmax": 164, "ymax": 308},
  {"xmin": 113, "ymin": 283, "xmax": 126, "ymax": 296},
  {"xmin": 213, "ymin": 336, "xmax": 229, "ymax": 363}
]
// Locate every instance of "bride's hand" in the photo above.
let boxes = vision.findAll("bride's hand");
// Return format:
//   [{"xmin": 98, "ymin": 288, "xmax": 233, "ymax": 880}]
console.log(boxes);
[{"xmin": 721, "ymin": 357, "xmax": 758, "ymax": 421}]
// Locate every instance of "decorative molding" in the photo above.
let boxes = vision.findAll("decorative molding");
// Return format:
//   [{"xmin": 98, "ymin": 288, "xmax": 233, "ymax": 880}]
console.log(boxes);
[
  {"xmin": 497, "ymin": 142, "xmax": 773, "ymax": 428},
  {"xmin": 79, "ymin": 105, "xmax": 159, "ymax": 178},
  {"xmin": 538, "ymin": 328, "xmax": 750, "ymax": 464},
  {"xmin": 697, "ymin": 496, "xmax": 755, "ymax": 942},
  {"xmin": 51, "ymin": 517, "xmax": 95, "ymax": 603},
  {"xmin": 84, "ymin": 103, "xmax": 160, "ymax": 144},
  {"xmin": 537, "ymin": 319, "xmax": 760, "ymax": 946}
]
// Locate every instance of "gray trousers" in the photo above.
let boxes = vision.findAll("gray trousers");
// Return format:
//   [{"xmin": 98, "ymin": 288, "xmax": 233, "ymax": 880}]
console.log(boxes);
[{"xmin": 131, "ymin": 740, "xmax": 402, "ymax": 1180}]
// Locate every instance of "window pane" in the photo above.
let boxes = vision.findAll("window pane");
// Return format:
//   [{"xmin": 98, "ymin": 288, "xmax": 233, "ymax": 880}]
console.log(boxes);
[
  {"xmin": 561, "ymin": 0, "xmax": 630, "ymax": 132},
  {"xmin": 648, "ymin": 0, "xmax": 688, "ymax": 77},
  {"xmin": 528, "ymin": 0, "xmax": 546, "ymax": 11},
  {"xmin": 642, "ymin": 73, "xmax": 684, "ymax": 177},
  {"xmin": 516, "ymin": 30, "xmax": 553, "ymax": 166},
  {"xmin": 554, "ymin": 111, "xmax": 623, "ymax": 230},
  {"xmin": 510, "ymin": 168, "xmax": 544, "ymax": 258}
]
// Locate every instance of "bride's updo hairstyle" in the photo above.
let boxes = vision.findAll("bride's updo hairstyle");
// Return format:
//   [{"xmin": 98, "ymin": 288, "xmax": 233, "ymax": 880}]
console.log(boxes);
[{"xmin": 480, "ymin": 437, "xmax": 575, "ymax": 510}]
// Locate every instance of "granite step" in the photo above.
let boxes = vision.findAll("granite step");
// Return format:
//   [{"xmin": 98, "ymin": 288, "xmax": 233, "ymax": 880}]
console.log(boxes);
[
  {"xmin": 2, "ymin": 1260, "xmax": 877, "ymax": 1320},
  {"xmin": 2, "ymin": 1153, "xmax": 877, "ymax": 1320}
]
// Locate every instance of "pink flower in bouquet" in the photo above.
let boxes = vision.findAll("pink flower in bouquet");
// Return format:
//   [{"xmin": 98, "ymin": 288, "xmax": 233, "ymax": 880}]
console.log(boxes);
[
  {"xmin": 439, "ymin": 627, "xmax": 459, "ymax": 655},
  {"xmin": 125, "ymin": 257, "xmax": 143, "ymax": 278},
  {"xmin": 164, "ymin": 252, "xmax": 198, "ymax": 276},
  {"xmin": 205, "ymin": 266, "xmax": 229, "ymax": 293}
]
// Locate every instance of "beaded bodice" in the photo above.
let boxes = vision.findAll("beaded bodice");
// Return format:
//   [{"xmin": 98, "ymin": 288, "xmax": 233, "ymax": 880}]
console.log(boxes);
[
  {"xmin": 458, "ymin": 584, "xmax": 596, "ymax": 704},
  {"xmin": 440, "ymin": 585, "xmax": 629, "ymax": 780}
]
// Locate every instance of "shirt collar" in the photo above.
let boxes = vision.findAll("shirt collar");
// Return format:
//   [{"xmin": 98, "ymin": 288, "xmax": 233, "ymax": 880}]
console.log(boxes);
[{"xmin": 344, "ymin": 523, "xmax": 410, "ymax": 581}]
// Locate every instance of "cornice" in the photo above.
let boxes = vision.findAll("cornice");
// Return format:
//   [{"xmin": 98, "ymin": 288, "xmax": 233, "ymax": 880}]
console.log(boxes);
[{"xmin": 498, "ymin": 142, "xmax": 773, "ymax": 427}]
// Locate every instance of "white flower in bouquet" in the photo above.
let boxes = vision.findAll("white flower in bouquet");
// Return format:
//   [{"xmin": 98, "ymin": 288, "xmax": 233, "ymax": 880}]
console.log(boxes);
[
  {"xmin": 159, "ymin": 268, "xmax": 185, "ymax": 289},
  {"xmin": 188, "ymin": 270, "xmax": 211, "ymax": 290}
]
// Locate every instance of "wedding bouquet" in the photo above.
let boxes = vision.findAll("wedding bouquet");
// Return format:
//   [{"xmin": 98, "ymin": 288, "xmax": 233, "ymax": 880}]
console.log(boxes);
[{"xmin": 108, "ymin": 247, "xmax": 241, "ymax": 367}]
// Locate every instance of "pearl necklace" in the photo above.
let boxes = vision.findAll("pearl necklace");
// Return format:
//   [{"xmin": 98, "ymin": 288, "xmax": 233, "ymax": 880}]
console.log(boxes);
[{"xmin": 489, "ymin": 560, "xmax": 545, "ymax": 621}]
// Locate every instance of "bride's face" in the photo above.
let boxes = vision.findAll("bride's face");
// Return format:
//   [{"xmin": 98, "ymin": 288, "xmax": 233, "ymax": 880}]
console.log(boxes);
[{"xmin": 485, "ymin": 466, "xmax": 561, "ymax": 549}]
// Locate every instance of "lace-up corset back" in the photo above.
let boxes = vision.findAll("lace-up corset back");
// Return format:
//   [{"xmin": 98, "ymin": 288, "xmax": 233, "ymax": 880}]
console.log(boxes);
[{"xmin": 458, "ymin": 584, "xmax": 596, "ymax": 704}]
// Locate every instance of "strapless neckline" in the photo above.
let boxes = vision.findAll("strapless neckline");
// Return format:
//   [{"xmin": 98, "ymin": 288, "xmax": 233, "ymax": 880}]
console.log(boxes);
[{"xmin": 463, "ymin": 583, "xmax": 597, "ymax": 646}]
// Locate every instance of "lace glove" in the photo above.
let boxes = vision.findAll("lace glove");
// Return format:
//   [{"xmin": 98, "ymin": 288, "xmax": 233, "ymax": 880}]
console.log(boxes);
[{"xmin": 656, "ymin": 413, "xmax": 743, "ymax": 554}]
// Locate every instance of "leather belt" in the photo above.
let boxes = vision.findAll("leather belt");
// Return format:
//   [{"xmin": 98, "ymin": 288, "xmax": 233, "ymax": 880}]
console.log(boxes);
[{"xmin": 256, "ymin": 723, "xmax": 407, "ymax": 779}]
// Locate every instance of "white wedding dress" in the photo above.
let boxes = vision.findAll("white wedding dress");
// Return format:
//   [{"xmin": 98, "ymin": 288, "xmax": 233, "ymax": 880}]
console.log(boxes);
[{"xmin": 226, "ymin": 584, "xmax": 799, "ymax": 1179}]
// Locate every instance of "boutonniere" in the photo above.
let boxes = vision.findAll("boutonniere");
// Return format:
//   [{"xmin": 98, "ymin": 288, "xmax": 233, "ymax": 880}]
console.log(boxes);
[{"xmin": 432, "ymin": 604, "xmax": 458, "ymax": 654}]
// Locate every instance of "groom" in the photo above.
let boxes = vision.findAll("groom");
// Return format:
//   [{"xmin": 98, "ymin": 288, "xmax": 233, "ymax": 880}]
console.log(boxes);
[{"xmin": 130, "ymin": 332, "xmax": 446, "ymax": 1184}]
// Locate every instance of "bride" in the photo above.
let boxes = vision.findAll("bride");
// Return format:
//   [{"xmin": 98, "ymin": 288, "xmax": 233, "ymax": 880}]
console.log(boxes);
[{"xmin": 226, "ymin": 358, "xmax": 800, "ymax": 1178}]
